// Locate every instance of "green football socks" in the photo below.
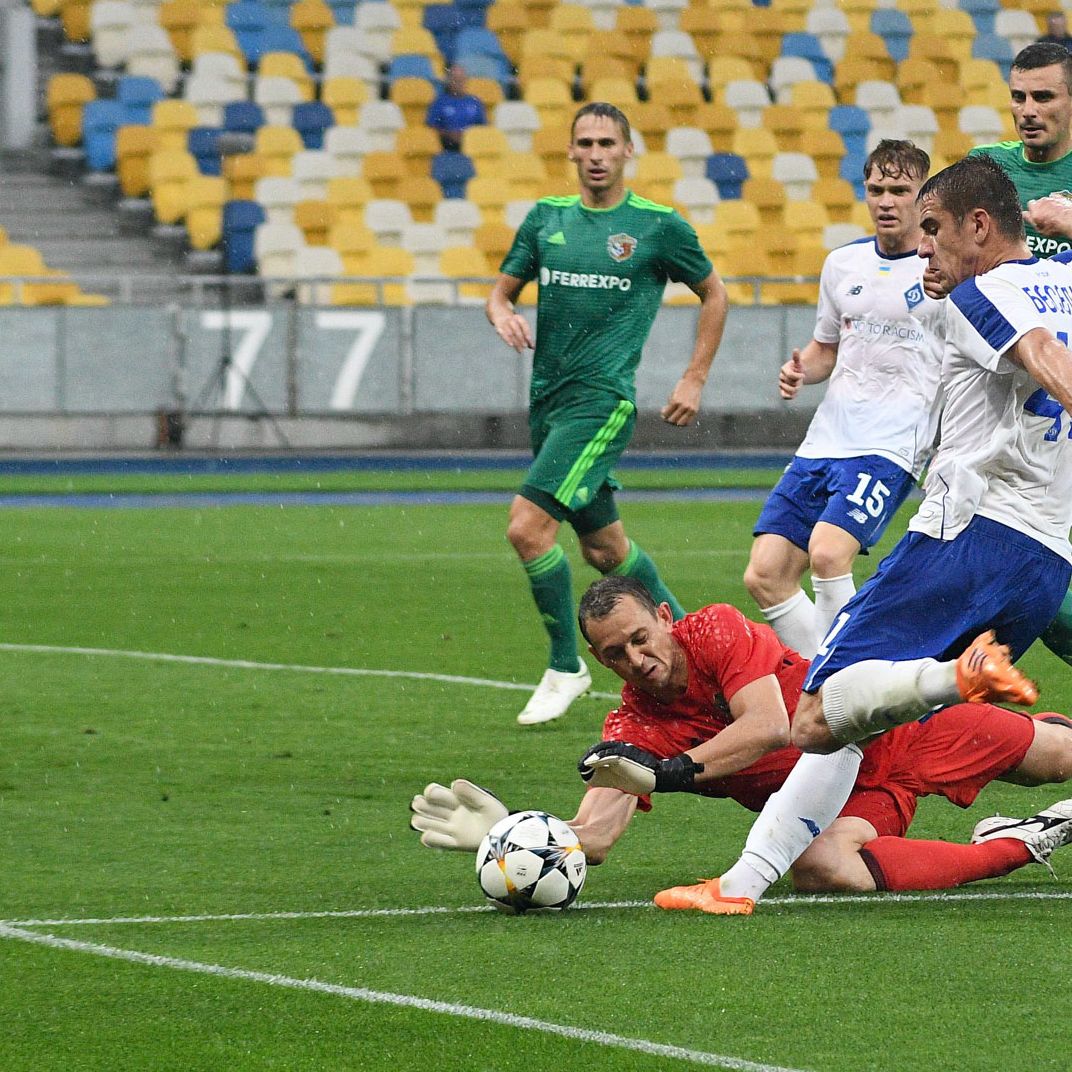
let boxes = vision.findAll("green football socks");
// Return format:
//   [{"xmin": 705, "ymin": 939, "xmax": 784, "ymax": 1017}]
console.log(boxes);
[
  {"xmin": 523, "ymin": 545, "xmax": 581, "ymax": 672},
  {"xmin": 612, "ymin": 540, "xmax": 686, "ymax": 621}
]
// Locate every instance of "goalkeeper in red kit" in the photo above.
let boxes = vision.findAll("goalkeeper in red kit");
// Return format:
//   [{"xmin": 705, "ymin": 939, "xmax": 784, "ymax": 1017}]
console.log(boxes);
[{"xmin": 411, "ymin": 576, "xmax": 1072, "ymax": 899}]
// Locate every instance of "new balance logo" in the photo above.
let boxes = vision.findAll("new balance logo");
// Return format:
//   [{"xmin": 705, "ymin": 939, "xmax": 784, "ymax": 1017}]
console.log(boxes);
[
  {"xmin": 548, "ymin": 231, "xmax": 566, "ymax": 245},
  {"xmin": 798, "ymin": 817, "xmax": 821, "ymax": 838}
]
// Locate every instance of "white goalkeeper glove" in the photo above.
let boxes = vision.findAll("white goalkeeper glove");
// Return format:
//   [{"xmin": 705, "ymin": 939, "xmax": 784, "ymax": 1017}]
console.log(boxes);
[
  {"xmin": 578, "ymin": 741, "xmax": 703, "ymax": 795},
  {"xmin": 409, "ymin": 778, "xmax": 509, "ymax": 851}
]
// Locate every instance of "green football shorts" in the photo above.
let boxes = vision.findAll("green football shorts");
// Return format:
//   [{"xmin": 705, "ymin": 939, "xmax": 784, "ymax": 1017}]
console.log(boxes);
[{"xmin": 520, "ymin": 391, "xmax": 636, "ymax": 533}]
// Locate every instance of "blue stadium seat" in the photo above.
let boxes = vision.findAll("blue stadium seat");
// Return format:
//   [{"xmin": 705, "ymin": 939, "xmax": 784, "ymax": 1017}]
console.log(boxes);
[
  {"xmin": 326, "ymin": 0, "xmax": 355, "ymax": 26},
  {"xmin": 870, "ymin": 9, "xmax": 912, "ymax": 63},
  {"xmin": 227, "ymin": 1, "xmax": 270, "ymax": 59},
  {"xmin": 255, "ymin": 25, "xmax": 311, "ymax": 68},
  {"xmin": 454, "ymin": 27, "xmax": 508, "ymax": 65},
  {"xmin": 973, "ymin": 32, "xmax": 1014, "ymax": 79},
  {"xmin": 117, "ymin": 76, "xmax": 164, "ymax": 126},
  {"xmin": 386, "ymin": 54, "xmax": 441, "ymax": 85},
  {"xmin": 453, "ymin": 0, "xmax": 490, "ymax": 29},
  {"xmin": 223, "ymin": 101, "xmax": 266, "ymax": 135},
  {"xmin": 828, "ymin": 105, "xmax": 870, "ymax": 158},
  {"xmin": 222, "ymin": 199, "xmax": 267, "ymax": 274},
  {"xmin": 292, "ymin": 101, "xmax": 335, "ymax": 149},
  {"xmin": 81, "ymin": 100, "xmax": 128, "ymax": 171},
  {"xmin": 454, "ymin": 51, "xmax": 512, "ymax": 85},
  {"xmin": 704, "ymin": 152, "xmax": 749, "ymax": 199},
  {"xmin": 431, "ymin": 150, "xmax": 476, "ymax": 197},
  {"xmin": 838, "ymin": 153, "xmax": 868, "ymax": 199},
  {"xmin": 423, "ymin": 5, "xmax": 465, "ymax": 60},
  {"xmin": 780, "ymin": 33, "xmax": 833, "ymax": 83},
  {"xmin": 188, "ymin": 126, "xmax": 224, "ymax": 175},
  {"xmin": 960, "ymin": 0, "xmax": 1000, "ymax": 37}
]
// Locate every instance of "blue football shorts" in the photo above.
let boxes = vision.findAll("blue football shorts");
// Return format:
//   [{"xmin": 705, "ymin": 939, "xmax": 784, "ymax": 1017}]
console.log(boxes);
[
  {"xmin": 754, "ymin": 454, "xmax": 917, "ymax": 554},
  {"xmin": 804, "ymin": 515, "xmax": 1072, "ymax": 693}
]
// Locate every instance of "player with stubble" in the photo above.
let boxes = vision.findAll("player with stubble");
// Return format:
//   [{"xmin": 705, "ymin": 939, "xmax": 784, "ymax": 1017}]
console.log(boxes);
[{"xmin": 485, "ymin": 102, "xmax": 729, "ymax": 727}]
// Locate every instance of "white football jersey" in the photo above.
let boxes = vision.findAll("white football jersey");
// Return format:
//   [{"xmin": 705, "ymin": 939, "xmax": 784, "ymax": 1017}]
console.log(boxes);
[
  {"xmin": 797, "ymin": 237, "xmax": 946, "ymax": 477},
  {"xmin": 909, "ymin": 256, "xmax": 1072, "ymax": 562}
]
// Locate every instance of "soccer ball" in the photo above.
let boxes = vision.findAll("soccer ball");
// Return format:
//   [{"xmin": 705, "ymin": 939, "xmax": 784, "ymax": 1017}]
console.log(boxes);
[{"xmin": 475, "ymin": 810, "xmax": 587, "ymax": 914}]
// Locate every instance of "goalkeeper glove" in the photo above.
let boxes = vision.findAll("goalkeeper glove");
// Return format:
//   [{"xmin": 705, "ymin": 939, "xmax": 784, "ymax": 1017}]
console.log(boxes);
[
  {"xmin": 409, "ymin": 778, "xmax": 509, "ymax": 851},
  {"xmin": 578, "ymin": 741, "xmax": 703, "ymax": 795}
]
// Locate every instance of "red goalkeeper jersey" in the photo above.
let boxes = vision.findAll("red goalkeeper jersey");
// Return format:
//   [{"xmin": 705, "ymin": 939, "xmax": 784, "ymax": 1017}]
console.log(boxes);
[{"xmin": 600, "ymin": 603, "xmax": 811, "ymax": 812}]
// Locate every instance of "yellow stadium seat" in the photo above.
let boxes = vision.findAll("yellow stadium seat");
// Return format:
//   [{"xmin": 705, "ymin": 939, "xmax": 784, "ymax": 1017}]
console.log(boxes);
[
  {"xmin": 701, "ymin": 32, "xmax": 767, "ymax": 79},
  {"xmin": 631, "ymin": 102, "xmax": 673, "ymax": 151},
  {"xmin": 467, "ymin": 176, "xmax": 510, "ymax": 222},
  {"xmin": 291, "ymin": 0, "xmax": 334, "ymax": 66},
  {"xmin": 327, "ymin": 176, "xmax": 375, "ymax": 217},
  {"xmin": 474, "ymin": 219, "xmax": 515, "ymax": 263},
  {"xmin": 31, "ymin": 0, "xmax": 63, "ymax": 15},
  {"xmin": 394, "ymin": 0, "xmax": 434, "ymax": 29},
  {"xmin": 906, "ymin": 35, "xmax": 960, "ymax": 85},
  {"xmin": 691, "ymin": 102, "xmax": 739, "ymax": 153},
  {"xmin": 463, "ymin": 125, "xmax": 511, "ymax": 161},
  {"xmin": 519, "ymin": 27, "xmax": 575, "ymax": 69},
  {"xmin": 260, "ymin": 53, "xmax": 315, "ymax": 102},
  {"xmin": 580, "ymin": 58, "xmax": 632, "ymax": 95},
  {"xmin": 834, "ymin": 59, "xmax": 881, "ymax": 104},
  {"xmin": 47, "ymin": 73, "xmax": 95, "ymax": 147},
  {"xmin": 615, "ymin": 6, "xmax": 658, "ymax": 60},
  {"xmin": 517, "ymin": 0, "xmax": 556, "ymax": 30},
  {"xmin": 60, "ymin": 0, "xmax": 91, "ymax": 43},
  {"xmin": 398, "ymin": 176, "xmax": 441, "ymax": 222},
  {"xmin": 516, "ymin": 54, "xmax": 576, "ymax": 91},
  {"xmin": 390, "ymin": 76, "xmax": 437, "ymax": 127},
  {"xmin": 762, "ymin": 104, "xmax": 805, "ymax": 152},
  {"xmin": 732, "ymin": 127, "xmax": 778, "ymax": 179},
  {"xmin": 440, "ymin": 247, "xmax": 493, "ymax": 303},
  {"xmin": 965, "ymin": 80, "xmax": 1012, "ymax": 111},
  {"xmin": 849, "ymin": 200, "xmax": 872, "ymax": 229},
  {"xmin": 585, "ymin": 30, "xmax": 648, "ymax": 79},
  {"xmin": 714, "ymin": 199, "xmax": 761, "ymax": 244},
  {"xmin": 321, "ymin": 77, "xmax": 369, "ymax": 126},
  {"xmin": 585, "ymin": 76, "xmax": 639, "ymax": 109},
  {"xmin": 817, "ymin": 176, "xmax": 859, "ymax": 223},
  {"xmin": 648, "ymin": 79, "xmax": 703, "ymax": 128},
  {"xmin": 836, "ymin": 0, "xmax": 877, "ymax": 34},
  {"xmin": 800, "ymin": 128, "xmax": 846, "ymax": 181},
  {"xmin": 116, "ymin": 126, "xmax": 161, "ymax": 198},
  {"xmin": 525, "ymin": 77, "xmax": 574, "ymax": 129},
  {"xmin": 151, "ymin": 99, "xmax": 199, "ymax": 152},
  {"xmin": 531, "ymin": 125, "xmax": 572, "ymax": 180},
  {"xmin": 328, "ymin": 219, "xmax": 378, "ymax": 273},
  {"xmin": 390, "ymin": 27, "xmax": 442, "ymax": 67},
  {"xmin": 925, "ymin": 9, "xmax": 976, "ymax": 61},
  {"xmin": 396, "ymin": 126, "xmax": 440, "ymax": 177},
  {"xmin": 362, "ymin": 151, "xmax": 406, "ymax": 199},
  {"xmin": 294, "ymin": 199, "xmax": 335, "ymax": 245},
  {"xmin": 255, "ymin": 125, "xmax": 303, "ymax": 176},
  {"xmin": 190, "ymin": 25, "xmax": 243, "ymax": 64},
  {"xmin": 486, "ymin": 3, "xmax": 530, "ymax": 66},
  {"xmin": 186, "ymin": 176, "xmax": 228, "ymax": 250},
  {"xmin": 332, "ymin": 246, "xmax": 414, "ymax": 306},
  {"xmin": 932, "ymin": 128, "xmax": 976, "ymax": 162},
  {"xmin": 842, "ymin": 32, "xmax": 895, "ymax": 81},
  {"xmin": 743, "ymin": 176, "xmax": 787, "ymax": 227},
  {"xmin": 704, "ymin": 56, "xmax": 757, "ymax": 91},
  {"xmin": 783, "ymin": 200, "xmax": 830, "ymax": 246},
  {"xmin": 223, "ymin": 152, "xmax": 269, "ymax": 200},
  {"xmin": 160, "ymin": 0, "xmax": 218, "ymax": 63},
  {"xmin": 549, "ymin": 4, "xmax": 594, "ymax": 63},
  {"xmin": 913, "ymin": 81, "xmax": 966, "ymax": 132},
  {"xmin": 770, "ymin": 0, "xmax": 810, "ymax": 31},
  {"xmin": 896, "ymin": 58, "xmax": 944, "ymax": 106},
  {"xmin": 717, "ymin": 246, "xmax": 774, "ymax": 306},
  {"xmin": 149, "ymin": 149, "xmax": 199, "ymax": 225}
]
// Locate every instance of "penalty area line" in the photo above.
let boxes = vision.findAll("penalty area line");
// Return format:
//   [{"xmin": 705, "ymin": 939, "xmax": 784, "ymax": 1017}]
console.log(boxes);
[
  {"xmin": 7, "ymin": 889, "xmax": 1072, "ymax": 929},
  {"xmin": 0, "ymin": 924, "xmax": 807, "ymax": 1072},
  {"xmin": 0, "ymin": 643, "xmax": 621, "ymax": 700}
]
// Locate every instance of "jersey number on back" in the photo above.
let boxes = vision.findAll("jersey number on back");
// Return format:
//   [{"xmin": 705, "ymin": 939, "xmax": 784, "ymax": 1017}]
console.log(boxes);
[{"xmin": 1024, "ymin": 330, "xmax": 1072, "ymax": 441}]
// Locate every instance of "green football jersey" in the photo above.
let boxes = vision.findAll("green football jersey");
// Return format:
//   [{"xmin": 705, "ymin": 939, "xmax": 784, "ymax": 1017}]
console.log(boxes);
[
  {"xmin": 969, "ymin": 141, "xmax": 1072, "ymax": 257},
  {"xmin": 499, "ymin": 190, "xmax": 713, "ymax": 404}
]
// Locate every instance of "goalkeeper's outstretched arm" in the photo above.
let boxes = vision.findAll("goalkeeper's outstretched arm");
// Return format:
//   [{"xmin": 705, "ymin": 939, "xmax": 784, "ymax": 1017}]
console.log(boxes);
[{"xmin": 567, "ymin": 787, "xmax": 638, "ymax": 865}]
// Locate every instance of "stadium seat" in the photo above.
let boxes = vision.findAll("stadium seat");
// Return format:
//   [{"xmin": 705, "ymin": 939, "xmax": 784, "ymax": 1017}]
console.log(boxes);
[
  {"xmin": 650, "ymin": 29, "xmax": 704, "ymax": 85},
  {"xmin": 190, "ymin": 24, "xmax": 244, "ymax": 66},
  {"xmin": 362, "ymin": 150, "xmax": 406, "ymax": 199},
  {"xmin": 780, "ymin": 33, "xmax": 834, "ymax": 83},
  {"xmin": 434, "ymin": 198, "xmax": 482, "ymax": 245},
  {"xmin": 255, "ymin": 175, "xmax": 303, "ymax": 224},
  {"xmin": 186, "ymin": 175, "xmax": 228, "ymax": 250},
  {"xmin": 769, "ymin": 58, "xmax": 821, "ymax": 103},
  {"xmin": 60, "ymin": 0, "xmax": 92, "ymax": 43},
  {"xmin": 805, "ymin": 7, "xmax": 850, "ymax": 63},
  {"xmin": 994, "ymin": 9, "xmax": 1039, "ymax": 55},
  {"xmin": 828, "ymin": 104, "xmax": 871, "ymax": 158},
  {"xmin": 817, "ymin": 176, "xmax": 860, "ymax": 223},
  {"xmin": 823, "ymin": 221, "xmax": 867, "ymax": 249},
  {"xmin": 116, "ymin": 125, "xmax": 160, "ymax": 196},
  {"xmin": 254, "ymin": 76, "xmax": 303, "ymax": 127},
  {"xmin": 895, "ymin": 58, "xmax": 941, "ymax": 107},
  {"xmin": 254, "ymin": 219, "xmax": 303, "ymax": 278},
  {"xmin": 149, "ymin": 149, "xmax": 198, "ymax": 225},
  {"xmin": 126, "ymin": 23, "xmax": 181, "ymax": 93},
  {"xmin": 324, "ymin": 125, "xmax": 374, "ymax": 173},
  {"xmin": 493, "ymin": 101, "xmax": 541, "ymax": 152},
  {"xmin": 705, "ymin": 152, "xmax": 749, "ymax": 200},
  {"xmin": 706, "ymin": 55, "xmax": 760, "ymax": 93},
  {"xmin": 364, "ymin": 199, "xmax": 415, "ymax": 249},
  {"xmin": 928, "ymin": 9, "xmax": 976, "ymax": 63},
  {"xmin": 222, "ymin": 199, "xmax": 267, "ymax": 272},
  {"xmin": 647, "ymin": 0, "xmax": 688, "ymax": 33},
  {"xmin": 294, "ymin": 245, "xmax": 344, "ymax": 305},
  {"xmin": 402, "ymin": 221, "xmax": 449, "ymax": 274},
  {"xmin": 326, "ymin": 176, "xmax": 375, "ymax": 221},
  {"xmin": 906, "ymin": 35, "xmax": 960, "ymax": 85},
  {"xmin": 666, "ymin": 127, "xmax": 715, "ymax": 180},
  {"xmin": 47, "ymin": 73, "xmax": 95, "ymax": 148},
  {"xmin": 961, "ymin": 0, "xmax": 1000, "ymax": 37},
  {"xmin": 187, "ymin": 126, "xmax": 223, "ymax": 176},
  {"xmin": 255, "ymin": 124, "xmax": 303, "ymax": 175},
  {"xmin": 771, "ymin": 152, "xmax": 818, "ymax": 201},
  {"xmin": 221, "ymin": 101, "xmax": 265, "ymax": 139},
  {"xmin": 959, "ymin": 105, "xmax": 1005, "ymax": 146},
  {"xmin": 293, "ymin": 149, "xmax": 340, "ymax": 199},
  {"xmin": 260, "ymin": 52, "xmax": 315, "ymax": 101},
  {"xmin": 395, "ymin": 126, "xmax": 441, "ymax": 178},
  {"xmin": 800, "ymin": 128, "xmax": 846, "ymax": 181},
  {"xmin": 742, "ymin": 176, "xmax": 786, "ymax": 226},
  {"xmin": 473, "ymin": 218, "xmax": 514, "ymax": 265},
  {"xmin": 358, "ymin": 101, "xmax": 406, "ymax": 152},
  {"xmin": 321, "ymin": 76, "xmax": 369, "ymax": 126},
  {"xmin": 719, "ymin": 81, "xmax": 772, "ymax": 129},
  {"xmin": 899, "ymin": 104, "xmax": 939, "ymax": 154},
  {"xmin": 152, "ymin": 99, "xmax": 199, "ymax": 153},
  {"xmin": 390, "ymin": 76, "xmax": 437, "ymax": 129},
  {"xmin": 731, "ymin": 128, "xmax": 778, "ymax": 180},
  {"xmin": 672, "ymin": 176, "xmax": 719, "ymax": 225},
  {"xmin": 323, "ymin": 27, "xmax": 381, "ymax": 81},
  {"xmin": 328, "ymin": 218, "xmax": 377, "ymax": 273},
  {"xmin": 186, "ymin": 73, "xmax": 245, "ymax": 129},
  {"xmin": 91, "ymin": 0, "xmax": 137, "ymax": 67},
  {"xmin": 82, "ymin": 100, "xmax": 127, "ymax": 172},
  {"xmin": 783, "ymin": 200, "xmax": 829, "ymax": 247},
  {"xmin": 333, "ymin": 246, "xmax": 414, "ymax": 307},
  {"xmin": 972, "ymin": 34, "xmax": 1014, "ymax": 80},
  {"xmin": 762, "ymin": 105, "xmax": 805, "ymax": 152},
  {"xmin": 354, "ymin": 1, "xmax": 403, "ymax": 63},
  {"xmin": 293, "ymin": 101, "xmax": 335, "ymax": 151},
  {"xmin": 842, "ymin": 32, "xmax": 895, "ymax": 81},
  {"xmin": 870, "ymin": 9, "xmax": 912, "ymax": 63},
  {"xmin": 631, "ymin": 102, "xmax": 673, "ymax": 152},
  {"xmin": 291, "ymin": 0, "xmax": 333, "ymax": 65},
  {"xmin": 431, "ymin": 151, "xmax": 476, "ymax": 198},
  {"xmin": 439, "ymin": 246, "xmax": 492, "ymax": 303}
]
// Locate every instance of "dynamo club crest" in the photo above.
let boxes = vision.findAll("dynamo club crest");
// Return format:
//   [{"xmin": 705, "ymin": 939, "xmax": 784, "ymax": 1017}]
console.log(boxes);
[
  {"xmin": 607, "ymin": 233, "xmax": 638, "ymax": 262},
  {"xmin": 904, "ymin": 281, "xmax": 924, "ymax": 310}
]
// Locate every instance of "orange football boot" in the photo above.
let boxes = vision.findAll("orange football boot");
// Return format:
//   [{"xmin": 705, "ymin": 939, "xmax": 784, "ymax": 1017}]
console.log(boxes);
[
  {"xmin": 955, "ymin": 630, "xmax": 1039, "ymax": 706},
  {"xmin": 653, "ymin": 877, "xmax": 755, "ymax": 915}
]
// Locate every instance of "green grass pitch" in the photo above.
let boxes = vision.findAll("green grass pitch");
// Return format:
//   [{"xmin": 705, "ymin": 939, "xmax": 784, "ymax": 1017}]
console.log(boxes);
[{"xmin": 2, "ymin": 481, "xmax": 1070, "ymax": 1071}]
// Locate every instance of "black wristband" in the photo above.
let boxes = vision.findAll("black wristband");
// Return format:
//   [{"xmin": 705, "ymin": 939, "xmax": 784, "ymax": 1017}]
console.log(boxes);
[{"xmin": 654, "ymin": 754, "xmax": 704, "ymax": 792}]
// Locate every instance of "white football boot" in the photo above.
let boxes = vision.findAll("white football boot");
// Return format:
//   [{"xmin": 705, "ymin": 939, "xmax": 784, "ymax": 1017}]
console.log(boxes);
[
  {"xmin": 971, "ymin": 799, "xmax": 1072, "ymax": 877},
  {"xmin": 517, "ymin": 662, "xmax": 592, "ymax": 726}
]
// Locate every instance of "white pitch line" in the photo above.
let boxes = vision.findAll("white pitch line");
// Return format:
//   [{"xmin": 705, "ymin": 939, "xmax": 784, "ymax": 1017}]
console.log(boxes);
[
  {"xmin": 7, "ymin": 888, "xmax": 1072, "ymax": 929},
  {"xmin": 0, "ymin": 643, "xmax": 621, "ymax": 701},
  {"xmin": 0, "ymin": 924, "xmax": 808, "ymax": 1072}
]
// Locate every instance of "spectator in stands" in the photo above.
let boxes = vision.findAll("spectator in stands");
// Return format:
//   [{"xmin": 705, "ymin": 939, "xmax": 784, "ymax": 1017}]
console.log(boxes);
[
  {"xmin": 425, "ymin": 64, "xmax": 486, "ymax": 151},
  {"xmin": 1039, "ymin": 12, "xmax": 1072, "ymax": 51}
]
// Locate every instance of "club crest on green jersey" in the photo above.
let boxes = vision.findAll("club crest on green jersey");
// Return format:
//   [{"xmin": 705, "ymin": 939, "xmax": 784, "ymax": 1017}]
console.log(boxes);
[{"xmin": 607, "ymin": 233, "xmax": 638, "ymax": 262}]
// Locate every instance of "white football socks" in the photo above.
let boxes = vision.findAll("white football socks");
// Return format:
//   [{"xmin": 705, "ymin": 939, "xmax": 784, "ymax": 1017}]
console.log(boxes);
[
  {"xmin": 760, "ymin": 589, "xmax": 818, "ymax": 659},
  {"xmin": 821, "ymin": 658, "xmax": 958, "ymax": 743},
  {"xmin": 812, "ymin": 573, "xmax": 856, "ymax": 647},
  {"xmin": 719, "ymin": 744, "xmax": 864, "ymax": 901}
]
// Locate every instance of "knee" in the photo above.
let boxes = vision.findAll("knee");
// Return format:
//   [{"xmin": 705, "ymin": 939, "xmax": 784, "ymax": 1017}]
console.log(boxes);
[
  {"xmin": 791, "ymin": 852, "xmax": 869, "ymax": 893},
  {"xmin": 581, "ymin": 543, "xmax": 622, "ymax": 573},
  {"xmin": 808, "ymin": 542, "xmax": 853, "ymax": 578},
  {"xmin": 789, "ymin": 701, "xmax": 842, "ymax": 754},
  {"xmin": 743, "ymin": 559, "xmax": 785, "ymax": 607},
  {"xmin": 506, "ymin": 514, "xmax": 549, "ymax": 560}
]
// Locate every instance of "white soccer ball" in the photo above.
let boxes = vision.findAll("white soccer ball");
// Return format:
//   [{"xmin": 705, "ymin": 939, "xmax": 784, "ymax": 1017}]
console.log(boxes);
[{"xmin": 475, "ymin": 810, "xmax": 587, "ymax": 914}]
